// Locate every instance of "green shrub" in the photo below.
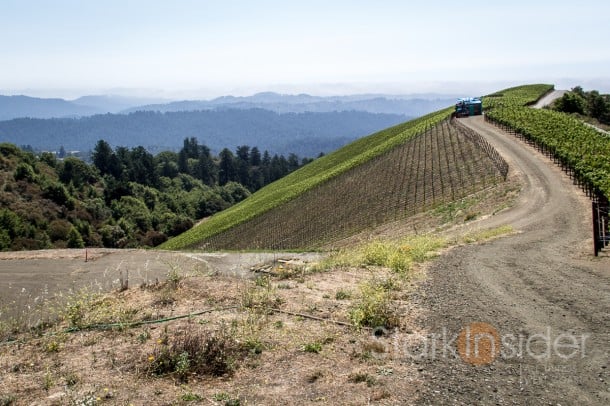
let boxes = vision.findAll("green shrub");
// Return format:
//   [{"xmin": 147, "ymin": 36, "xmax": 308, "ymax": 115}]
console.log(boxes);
[
  {"xmin": 42, "ymin": 181, "xmax": 72, "ymax": 207},
  {"xmin": 401, "ymin": 236, "xmax": 446, "ymax": 263},
  {"xmin": 0, "ymin": 229, "xmax": 10, "ymax": 250},
  {"xmin": 362, "ymin": 241, "xmax": 392, "ymax": 266},
  {"xmin": 47, "ymin": 219, "xmax": 72, "ymax": 242},
  {"xmin": 99, "ymin": 224, "xmax": 126, "ymax": 248},
  {"xmin": 67, "ymin": 226, "xmax": 85, "ymax": 248},
  {"xmin": 349, "ymin": 280, "xmax": 399, "ymax": 330},
  {"xmin": 13, "ymin": 162, "xmax": 36, "ymax": 182}
]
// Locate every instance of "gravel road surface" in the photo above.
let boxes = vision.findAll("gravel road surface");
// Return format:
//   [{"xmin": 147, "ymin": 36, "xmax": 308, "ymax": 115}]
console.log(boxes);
[{"xmin": 410, "ymin": 116, "xmax": 609, "ymax": 405}]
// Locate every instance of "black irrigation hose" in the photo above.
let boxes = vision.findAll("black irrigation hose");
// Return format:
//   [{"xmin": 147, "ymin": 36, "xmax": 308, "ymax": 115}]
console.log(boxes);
[
  {"xmin": 0, "ymin": 305, "xmax": 364, "ymax": 346},
  {"xmin": 61, "ymin": 305, "xmax": 240, "ymax": 333},
  {"xmin": 0, "ymin": 306, "xmax": 239, "ymax": 345}
]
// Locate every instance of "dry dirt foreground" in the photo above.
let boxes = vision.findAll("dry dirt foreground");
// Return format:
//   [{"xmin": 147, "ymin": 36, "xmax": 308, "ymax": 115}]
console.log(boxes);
[
  {"xmin": 1, "ymin": 114, "xmax": 608, "ymax": 405},
  {"xmin": 409, "ymin": 116, "xmax": 610, "ymax": 405}
]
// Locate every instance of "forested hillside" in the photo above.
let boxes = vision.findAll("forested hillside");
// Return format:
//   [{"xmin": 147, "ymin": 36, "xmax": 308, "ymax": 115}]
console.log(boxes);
[
  {"xmin": 0, "ymin": 140, "xmax": 310, "ymax": 250},
  {"xmin": 0, "ymin": 109, "xmax": 407, "ymax": 157}
]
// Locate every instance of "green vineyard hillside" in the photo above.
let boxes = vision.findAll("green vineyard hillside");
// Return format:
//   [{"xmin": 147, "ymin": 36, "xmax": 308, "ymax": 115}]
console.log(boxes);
[
  {"xmin": 161, "ymin": 85, "xmax": 553, "ymax": 251},
  {"xmin": 485, "ymin": 86, "xmax": 610, "ymax": 199},
  {"xmin": 201, "ymin": 119, "xmax": 507, "ymax": 250},
  {"xmin": 160, "ymin": 108, "xmax": 453, "ymax": 250}
]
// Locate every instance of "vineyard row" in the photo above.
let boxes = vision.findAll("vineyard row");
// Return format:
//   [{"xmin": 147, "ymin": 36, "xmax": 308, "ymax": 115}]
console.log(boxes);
[
  {"xmin": 199, "ymin": 119, "xmax": 508, "ymax": 250},
  {"xmin": 484, "ymin": 109, "xmax": 610, "ymax": 255}
]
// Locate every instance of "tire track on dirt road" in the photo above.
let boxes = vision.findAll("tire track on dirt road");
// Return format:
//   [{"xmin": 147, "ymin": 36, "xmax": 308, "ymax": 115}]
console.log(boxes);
[{"xmin": 410, "ymin": 115, "xmax": 610, "ymax": 405}]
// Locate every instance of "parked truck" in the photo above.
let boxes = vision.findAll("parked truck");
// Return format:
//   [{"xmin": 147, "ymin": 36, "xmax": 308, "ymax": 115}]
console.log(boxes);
[{"xmin": 454, "ymin": 97, "xmax": 482, "ymax": 117}]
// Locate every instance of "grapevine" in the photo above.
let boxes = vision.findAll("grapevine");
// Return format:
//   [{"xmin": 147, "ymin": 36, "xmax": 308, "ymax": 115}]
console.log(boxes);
[{"xmin": 201, "ymin": 118, "xmax": 507, "ymax": 250}]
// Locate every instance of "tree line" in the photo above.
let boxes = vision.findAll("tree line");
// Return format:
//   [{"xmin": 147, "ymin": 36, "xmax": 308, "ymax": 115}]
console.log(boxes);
[
  {"xmin": 0, "ymin": 139, "xmax": 312, "ymax": 250},
  {"xmin": 552, "ymin": 86, "xmax": 610, "ymax": 125}
]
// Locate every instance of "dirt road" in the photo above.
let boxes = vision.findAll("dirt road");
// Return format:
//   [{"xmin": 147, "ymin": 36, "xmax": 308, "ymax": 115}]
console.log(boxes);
[
  {"xmin": 410, "ymin": 115, "xmax": 609, "ymax": 404},
  {"xmin": 532, "ymin": 89, "xmax": 567, "ymax": 109}
]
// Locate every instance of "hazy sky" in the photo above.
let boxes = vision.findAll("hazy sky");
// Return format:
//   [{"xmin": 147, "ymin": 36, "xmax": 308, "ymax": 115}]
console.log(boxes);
[{"xmin": 1, "ymin": 0, "xmax": 609, "ymax": 99}]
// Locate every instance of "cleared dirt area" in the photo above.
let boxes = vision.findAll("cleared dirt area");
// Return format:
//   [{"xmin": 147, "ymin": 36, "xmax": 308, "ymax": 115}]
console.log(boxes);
[
  {"xmin": 410, "ymin": 116, "xmax": 609, "ymax": 405},
  {"xmin": 0, "ymin": 249, "xmax": 321, "ymax": 321}
]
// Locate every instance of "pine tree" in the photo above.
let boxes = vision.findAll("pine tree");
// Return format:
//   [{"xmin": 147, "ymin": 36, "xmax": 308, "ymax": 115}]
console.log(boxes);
[
  {"xmin": 67, "ymin": 226, "xmax": 84, "ymax": 248},
  {"xmin": 218, "ymin": 148, "xmax": 237, "ymax": 185}
]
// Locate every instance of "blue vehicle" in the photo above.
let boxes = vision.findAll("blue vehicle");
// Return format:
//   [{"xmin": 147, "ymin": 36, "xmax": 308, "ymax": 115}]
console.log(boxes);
[{"xmin": 455, "ymin": 97, "xmax": 483, "ymax": 117}]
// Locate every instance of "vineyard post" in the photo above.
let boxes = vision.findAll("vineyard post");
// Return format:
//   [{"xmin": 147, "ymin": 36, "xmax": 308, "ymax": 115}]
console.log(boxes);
[
  {"xmin": 603, "ymin": 211, "xmax": 607, "ymax": 252},
  {"xmin": 593, "ymin": 200, "xmax": 600, "ymax": 256}
]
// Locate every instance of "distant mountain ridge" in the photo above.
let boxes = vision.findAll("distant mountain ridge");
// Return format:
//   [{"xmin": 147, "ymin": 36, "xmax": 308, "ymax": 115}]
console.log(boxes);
[
  {"xmin": 71, "ymin": 95, "xmax": 170, "ymax": 114},
  {"xmin": 122, "ymin": 92, "xmax": 456, "ymax": 116},
  {"xmin": 0, "ymin": 92, "xmax": 456, "ymax": 120},
  {"xmin": 0, "ymin": 109, "xmax": 408, "ymax": 157},
  {"xmin": 0, "ymin": 94, "xmax": 168, "ymax": 120},
  {"xmin": 0, "ymin": 95, "xmax": 100, "ymax": 120}
]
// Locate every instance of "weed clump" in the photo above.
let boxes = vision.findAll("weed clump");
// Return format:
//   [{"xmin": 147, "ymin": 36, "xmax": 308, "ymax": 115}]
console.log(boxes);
[
  {"xmin": 362, "ymin": 241, "xmax": 393, "ymax": 267},
  {"xmin": 349, "ymin": 280, "xmax": 399, "ymax": 330},
  {"xmin": 348, "ymin": 372, "xmax": 377, "ymax": 387},
  {"xmin": 335, "ymin": 289, "xmax": 352, "ymax": 300},
  {"xmin": 147, "ymin": 326, "xmax": 243, "ymax": 381},
  {"xmin": 302, "ymin": 341, "xmax": 323, "ymax": 353},
  {"xmin": 62, "ymin": 289, "xmax": 137, "ymax": 330},
  {"xmin": 321, "ymin": 235, "xmax": 447, "ymax": 275},
  {"xmin": 461, "ymin": 225, "xmax": 514, "ymax": 244},
  {"xmin": 0, "ymin": 394, "xmax": 16, "ymax": 406}
]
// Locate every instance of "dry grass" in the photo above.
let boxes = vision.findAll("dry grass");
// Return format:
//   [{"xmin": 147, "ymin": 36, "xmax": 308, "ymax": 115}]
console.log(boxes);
[
  {"xmin": 0, "ymin": 256, "xmax": 425, "ymax": 405},
  {"xmin": 0, "ymin": 203, "xmax": 517, "ymax": 405}
]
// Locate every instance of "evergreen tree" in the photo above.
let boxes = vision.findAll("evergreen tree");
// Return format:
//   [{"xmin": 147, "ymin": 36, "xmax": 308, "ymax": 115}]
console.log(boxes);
[
  {"xmin": 67, "ymin": 226, "xmax": 85, "ymax": 248},
  {"xmin": 249, "ymin": 167, "xmax": 264, "ymax": 191},
  {"xmin": 218, "ymin": 148, "xmax": 237, "ymax": 185},
  {"xmin": 115, "ymin": 146, "xmax": 132, "ymax": 178},
  {"xmin": 183, "ymin": 137, "xmax": 200, "ymax": 159},
  {"xmin": 128, "ymin": 146, "xmax": 158, "ymax": 187},
  {"xmin": 59, "ymin": 157, "xmax": 98, "ymax": 187},
  {"xmin": 287, "ymin": 153, "xmax": 300, "ymax": 172},
  {"xmin": 555, "ymin": 92, "xmax": 586, "ymax": 115},
  {"xmin": 588, "ymin": 91, "xmax": 609, "ymax": 123},
  {"xmin": 195, "ymin": 145, "xmax": 217, "ymax": 186},
  {"xmin": 261, "ymin": 150, "xmax": 272, "ymax": 184},
  {"xmin": 92, "ymin": 140, "xmax": 121, "ymax": 177},
  {"xmin": 269, "ymin": 154, "xmax": 289, "ymax": 182},
  {"xmin": 250, "ymin": 146, "xmax": 261, "ymax": 166},
  {"xmin": 235, "ymin": 145, "xmax": 250, "ymax": 187},
  {"xmin": 155, "ymin": 151, "xmax": 179, "ymax": 178},
  {"xmin": 177, "ymin": 149, "xmax": 189, "ymax": 174}
]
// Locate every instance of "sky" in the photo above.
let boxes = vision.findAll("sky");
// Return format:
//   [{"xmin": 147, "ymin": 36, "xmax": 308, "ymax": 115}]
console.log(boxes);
[{"xmin": 1, "ymin": 0, "xmax": 609, "ymax": 99}]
